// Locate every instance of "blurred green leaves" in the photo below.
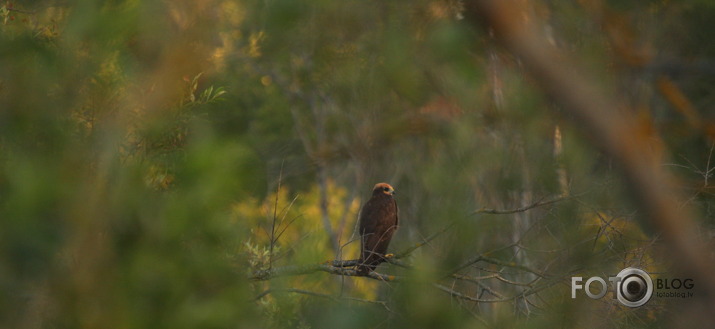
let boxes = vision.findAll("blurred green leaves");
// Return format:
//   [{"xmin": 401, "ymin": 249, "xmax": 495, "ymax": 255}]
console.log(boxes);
[
  {"xmin": 0, "ymin": 0, "xmax": 714, "ymax": 328},
  {"xmin": 0, "ymin": 1, "xmax": 259, "ymax": 327}
]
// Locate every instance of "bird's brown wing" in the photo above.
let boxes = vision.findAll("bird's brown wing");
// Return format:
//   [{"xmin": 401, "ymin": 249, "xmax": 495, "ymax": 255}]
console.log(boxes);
[{"xmin": 358, "ymin": 196, "xmax": 398, "ymax": 274}]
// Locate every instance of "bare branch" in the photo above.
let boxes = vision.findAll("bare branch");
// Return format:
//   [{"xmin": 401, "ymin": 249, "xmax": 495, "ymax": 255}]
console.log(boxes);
[
  {"xmin": 6, "ymin": 7, "xmax": 35, "ymax": 14},
  {"xmin": 471, "ymin": 195, "xmax": 572, "ymax": 215},
  {"xmin": 433, "ymin": 283, "xmax": 507, "ymax": 303},
  {"xmin": 434, "ymin": 276, "xmax": 563, "ymax": 304},
  {"xmin": 249, "ymin": 263, "xmax": 400, "ymax": 282},
  {"xmin": 451, "ymin": 274, "xmax": 507, "ymax": 299},
  {"xmin": 449, "ymin": 254, "xmax": 551, "ymax": 279},
  {"xmin": 392, "ymin": 221, "xmax": 456, "ymax": 259}
]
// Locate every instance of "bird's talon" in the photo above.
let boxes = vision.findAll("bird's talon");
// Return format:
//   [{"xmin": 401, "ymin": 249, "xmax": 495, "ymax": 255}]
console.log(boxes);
[{"xmin": 384, "ymin": 253, "xmax": 394, "ymax": 258}]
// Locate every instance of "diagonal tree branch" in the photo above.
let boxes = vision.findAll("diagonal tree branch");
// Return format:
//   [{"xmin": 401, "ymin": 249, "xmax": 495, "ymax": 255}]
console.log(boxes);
[{"xmin": 471, "ymin": 195, "xmax": 572, "ymax": 215}]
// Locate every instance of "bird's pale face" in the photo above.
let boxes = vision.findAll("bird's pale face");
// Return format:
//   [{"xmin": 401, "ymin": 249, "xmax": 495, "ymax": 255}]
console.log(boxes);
[{"xmin": 373, "ymin": 183, "xmax": 395, "ymax": 196}]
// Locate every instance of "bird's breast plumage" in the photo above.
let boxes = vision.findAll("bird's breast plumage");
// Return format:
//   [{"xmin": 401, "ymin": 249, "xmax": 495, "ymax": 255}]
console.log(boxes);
[{"xmin": 358, "ymin": 187, "xmax": 399, "ymax": 275}]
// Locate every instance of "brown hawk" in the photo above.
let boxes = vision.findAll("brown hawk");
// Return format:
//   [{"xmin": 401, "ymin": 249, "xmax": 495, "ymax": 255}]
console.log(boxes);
[{"xmin": 357, "ymin": 182, "xmax": 398, "ymax": 275}]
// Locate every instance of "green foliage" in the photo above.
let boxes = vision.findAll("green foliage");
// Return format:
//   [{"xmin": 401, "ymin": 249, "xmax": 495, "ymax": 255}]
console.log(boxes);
[{"xmin": 0, "ymin": 0, "xmax": 713, "ymax": 328}]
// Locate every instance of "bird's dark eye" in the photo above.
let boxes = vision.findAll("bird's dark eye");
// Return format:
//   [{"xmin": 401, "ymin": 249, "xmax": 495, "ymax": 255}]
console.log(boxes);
[{"xmin": 383, "ymin": 187, "xmax": 390, "ymax": 192}]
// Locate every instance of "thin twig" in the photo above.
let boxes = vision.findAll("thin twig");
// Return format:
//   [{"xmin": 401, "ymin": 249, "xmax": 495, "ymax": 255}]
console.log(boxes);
[
  {"xmin": 392, "ymin": 221, "xmax": 456, "ymax": 259},
  {"xmin": 434, "ymin": 276, "xmax": 564, "ymax": 304},
  {"xmin": 268, "ymin": 161, "xmax": 284, "ymax": 270},
  {"xmin": 7, "ymin": 7, "xmax": 36, "ymax": 14},
  {"xmin": 394, "ymin": 195, "xmax": 571, "ymax": 260},
  {"xmin": 472, "ymin": 195, "xmax": 571, "ymax": 215},
  {"xmin": 446, "ymin": 248, "xmax": 552, "ymax": 280}
]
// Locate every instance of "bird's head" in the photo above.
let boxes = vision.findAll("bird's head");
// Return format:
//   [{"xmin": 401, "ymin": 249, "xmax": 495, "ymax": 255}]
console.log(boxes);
[{"xmin": 373, "ymin": 182, "xmax": 395, "ymax": 196}]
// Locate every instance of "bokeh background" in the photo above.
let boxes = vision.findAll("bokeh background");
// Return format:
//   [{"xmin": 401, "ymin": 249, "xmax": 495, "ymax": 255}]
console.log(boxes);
[{"xmin": 1, "ymin": 0, "xmax": 714, "ymax": 328}]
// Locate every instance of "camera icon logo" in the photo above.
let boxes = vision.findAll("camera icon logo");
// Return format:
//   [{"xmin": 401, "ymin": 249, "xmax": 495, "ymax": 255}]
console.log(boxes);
[{"xmin": 615, "ymin": 267, "xmax": 653, "ymax": 307}]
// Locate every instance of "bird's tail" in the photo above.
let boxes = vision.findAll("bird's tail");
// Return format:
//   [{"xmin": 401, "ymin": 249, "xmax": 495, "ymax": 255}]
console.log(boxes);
[{"xmin": 357, "ymin": 254, "xmax": 384, "ymax": 275}]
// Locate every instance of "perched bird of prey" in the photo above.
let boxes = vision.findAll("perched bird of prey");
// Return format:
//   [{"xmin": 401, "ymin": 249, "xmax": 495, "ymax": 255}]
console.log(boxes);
[{"xmin": 357, "ymin": 182, "xmax": 398, "ymax": 275}]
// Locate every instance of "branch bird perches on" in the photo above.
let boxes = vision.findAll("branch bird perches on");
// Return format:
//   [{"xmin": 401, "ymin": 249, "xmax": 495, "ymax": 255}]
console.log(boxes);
[
  {"xmin": 250, "ymin": 194, "xmax": 575, "ymax": 309},
  {"xmin": 249, "ymin": 195, "xmax": 571, "ymax": 282}
]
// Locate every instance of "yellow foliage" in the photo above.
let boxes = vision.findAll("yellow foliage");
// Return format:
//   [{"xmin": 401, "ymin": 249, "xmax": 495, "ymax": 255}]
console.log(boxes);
[
  {"xmin": 232, "ymin": 181, "xmax": 360, "ymax": 259},
  {"xmin": 211, "ymin": 1, "xmax": 246, "ymax": 69},
  {"xmin": 233, "ymin": 181, "xmax": 384, "ymax": 300},
  {"xmin": 248, "ymin": 31, "xmax": 264, "ymax": 58}
]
